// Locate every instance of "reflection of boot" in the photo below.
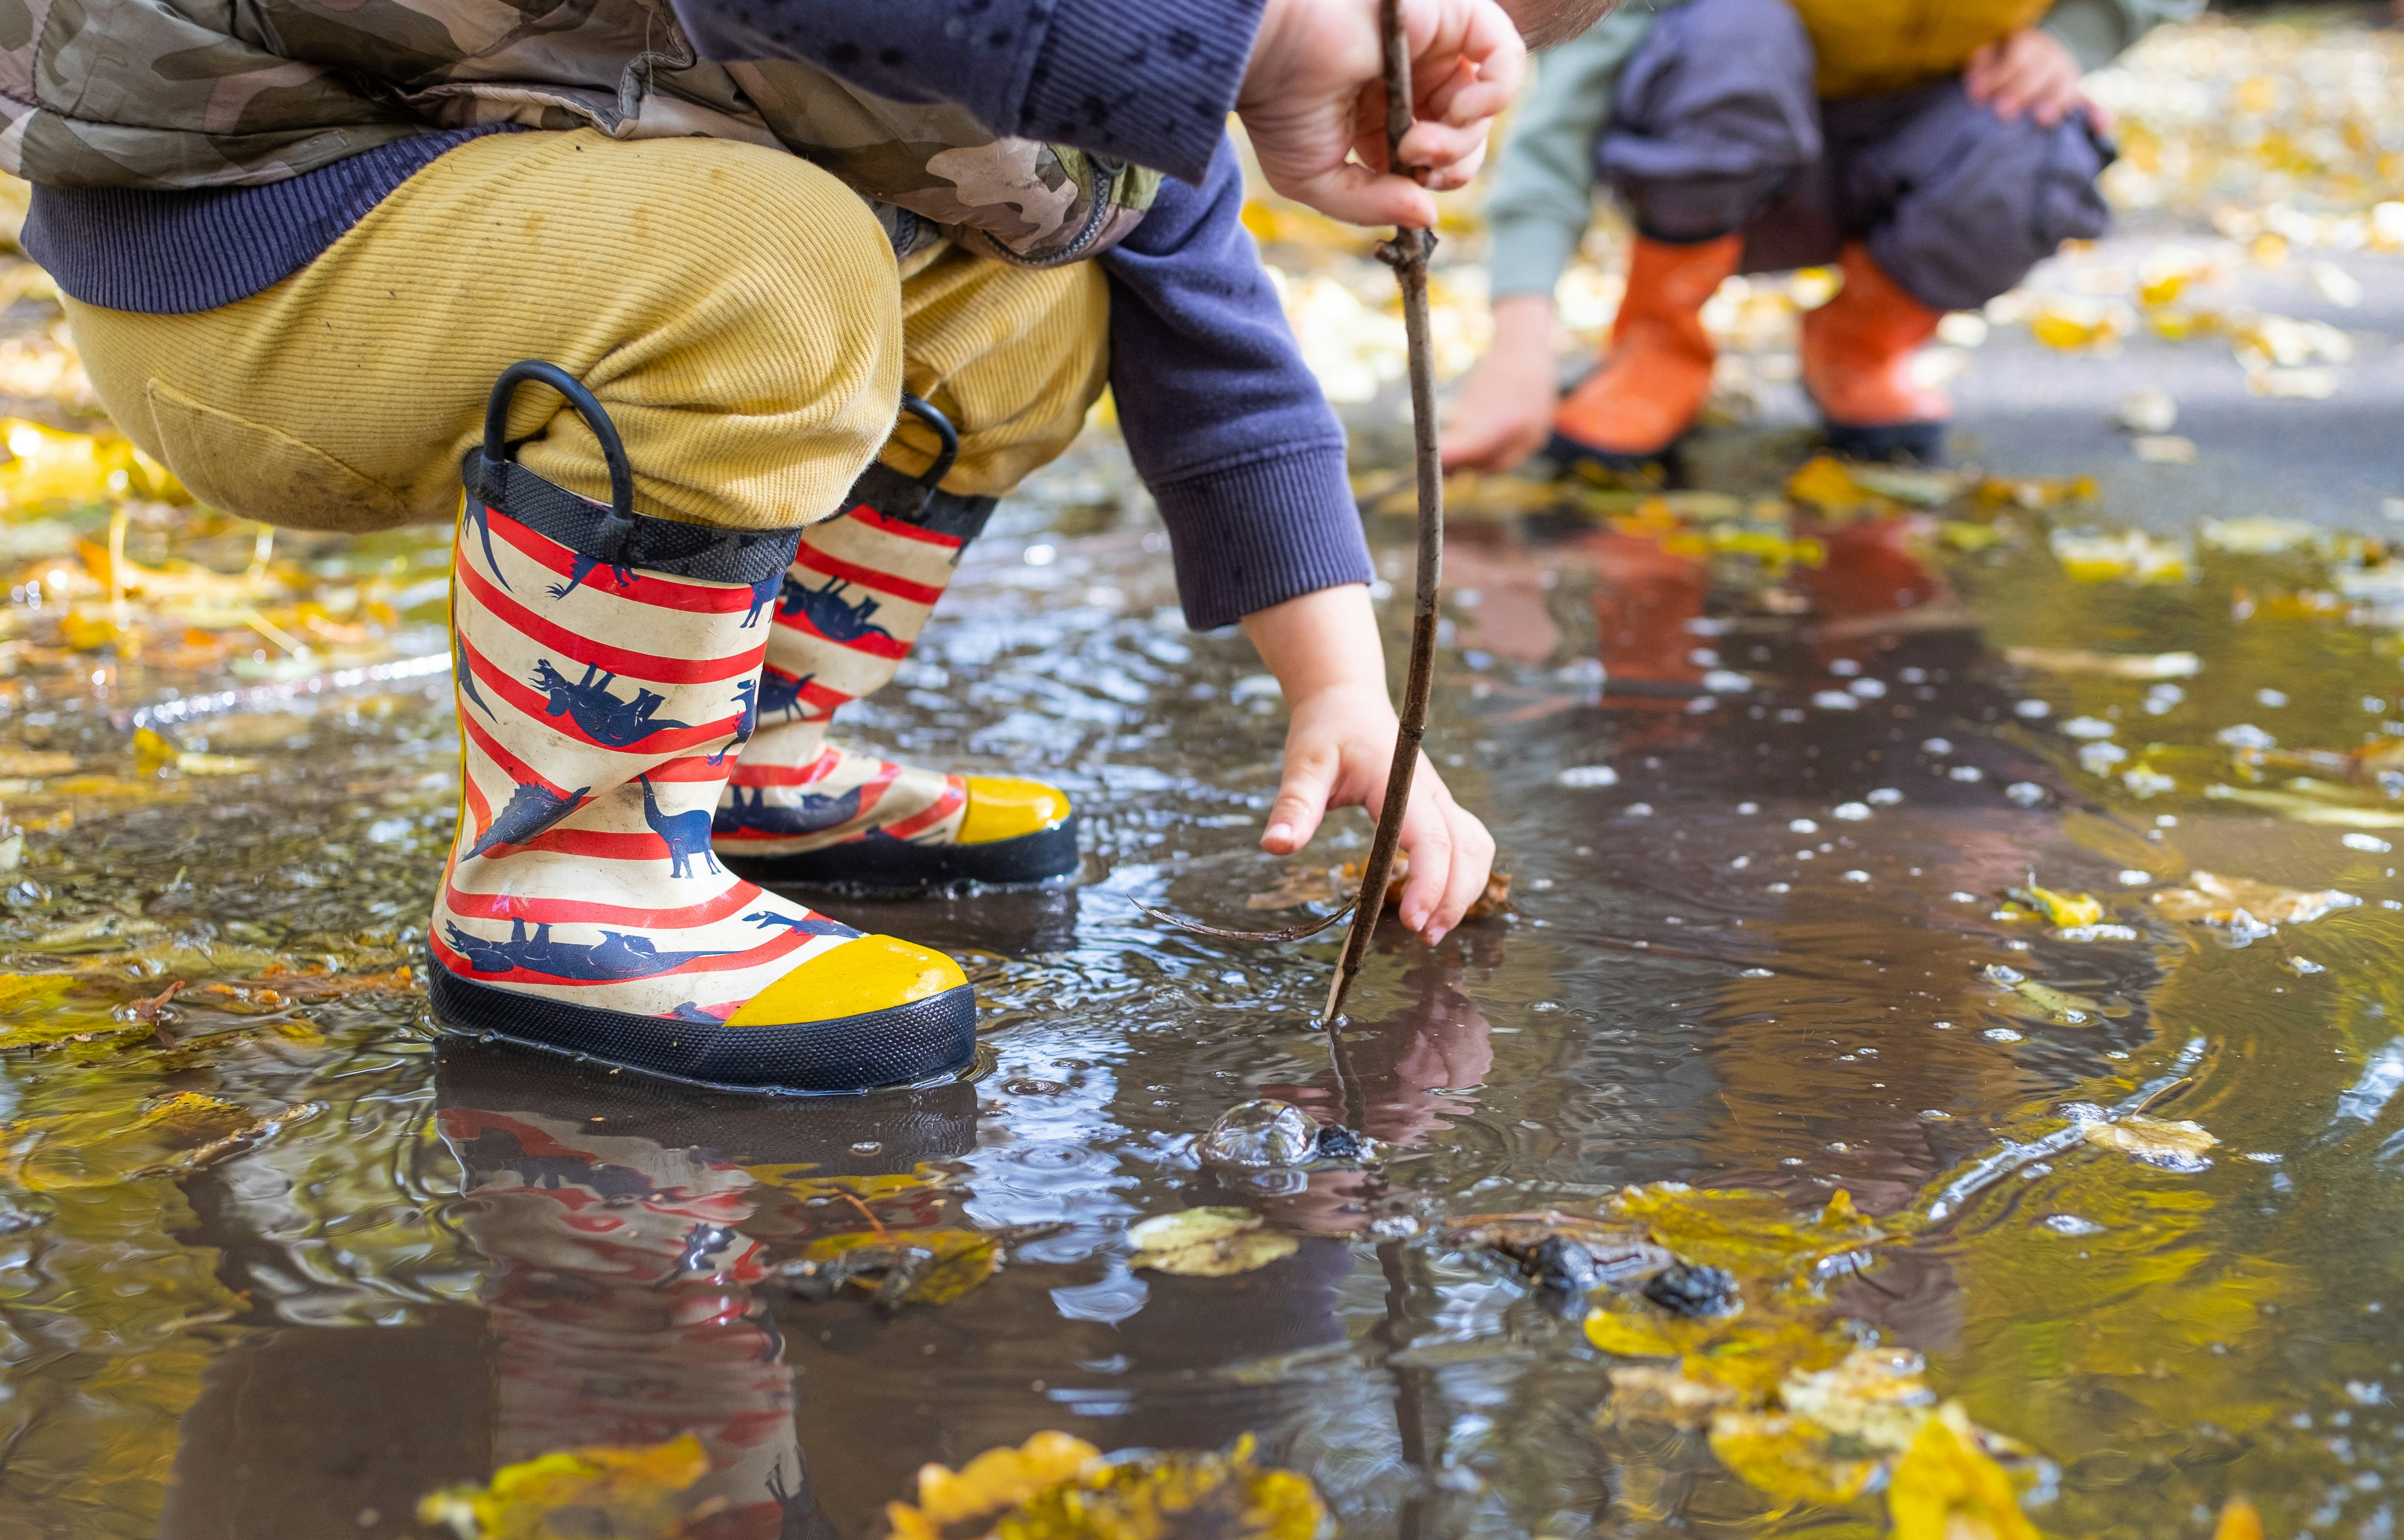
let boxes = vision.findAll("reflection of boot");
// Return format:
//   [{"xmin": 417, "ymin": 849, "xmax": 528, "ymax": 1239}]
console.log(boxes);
[
  {"xmin": 1802, "ymin": 243, "xmax": 1951, "ymax": 464},
  {"xmin": 1549, "ymin": 234, "xmax": 1742, "ymax": 470},
  {"xmin": 714, "ymin": 401, "xmax": 1077, "ymax": 892},
  {"xmin": 1588, "ymin": 530, "xmax": 1712, "ymax": 704},
  {"xmin": 431, "ymin": 363, "xmax": 976, "ymax": 1094}
]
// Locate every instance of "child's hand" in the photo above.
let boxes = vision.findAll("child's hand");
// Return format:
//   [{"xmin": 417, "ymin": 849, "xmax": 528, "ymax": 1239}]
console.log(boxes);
[
  {"xmin": 1965, "ymin": 29, "xmax": 2092, "ymax": 130},
  {"xmin": 1241, "ymin": 585, "xmax": 1498, "ymax": 946},
  {"xmin": 1440, "ymin": 293, "xmax": 1558, "ymax": 472},
  {"xmin": 1240, "ymin": 0, "xmax": 1527, "ymax": 229}
]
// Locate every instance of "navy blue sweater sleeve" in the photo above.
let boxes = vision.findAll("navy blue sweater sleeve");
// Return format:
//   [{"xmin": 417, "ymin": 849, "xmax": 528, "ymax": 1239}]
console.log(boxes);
[
  {"xmin": 667, "ymin": 0, "xmax": 1261, "ymax": 184},
  {"xmin": 1101, "ymin": 139, "xmax": 1371, "ymax": 631}
]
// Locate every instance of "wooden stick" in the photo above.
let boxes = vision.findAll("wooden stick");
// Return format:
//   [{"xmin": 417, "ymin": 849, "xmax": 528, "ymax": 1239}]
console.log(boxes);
[{"xmin": 1323, "ymin": 0, "xmax": 1443, "ymax": 1029}]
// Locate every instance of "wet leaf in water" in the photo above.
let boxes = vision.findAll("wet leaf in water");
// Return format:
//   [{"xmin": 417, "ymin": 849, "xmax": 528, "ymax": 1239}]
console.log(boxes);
[
  {"xmin": 2213, "ymin": 1496, "xmax": 2265, "ymax": 1540},
  {"xmin": 996, "ymin": 1435, "xmax": 1326, "ymax": 1540},
  {"xmin": 1887, "ymin": 1406, "xmax": 2038, "ymax": 1540},
  {"xmin": 132, "ymin": 1099, "xmax": 322, "ymax": 1177},
  {"xmin": 2007, "ymin": 883, "xmax": 2105, "ymax": 928},
  {"xmin": 888, "ymin": 1434, "xmax": 1102, "ymax": 1540},
  {"xmin": 2084, "ymin": 1115, "xmax": 2219, "ymax": 1172},
  {"xmin": 1705, "ymin": 1410, "xmax": 1879, "ymax": 1507},
  {"xmin": 133, "ymin": 727, "xmax": 260, "ymax": 776},
  {"xmin": 1981, "ymin": 964, "xmax": 2104, "ymax": 1026},
  {"xmin": 2153, "ymin": 872, "xmax": 2359, "ymax": 927},
  {"xmin": 1442, "ymin": 1210, "xmax": 1673, "ymax": 1291},
  {"xmin": 0, "ymin": 419, "xmax": 182, "ymax": 514},
  {"xmin": 1779, "ymin": 1347, "xmax": 1937, "ymax": 1454},
  {"xmin": 417, "ymin": 1433, "xmax": 710, "ymax": 1540},
  {"xmin": 1128, "ymin": 1208, "xmax": 1298, "ymax": 1276},
  {"xmin": 790, "ymin": 1228, "xmax": 1001, "ymax": 1308},
  {"xmin": 0, "ymin": 748, "xmax": 76, "ymax": 777},
  {"xmin": 1602, "ymin": 1363, "xmax": 1739, "ymax": 1428},
  {"xmin": 2049, "ymin": 528, "xmax": 2192, "ymax": 585},
  {"xmin": 2001, "ymin": 646, "xmax": 2200, "ymax": 680},
  {"xmin": 1583, "ymin": 1306, "xmax": 1704, "ymax": 1360}
]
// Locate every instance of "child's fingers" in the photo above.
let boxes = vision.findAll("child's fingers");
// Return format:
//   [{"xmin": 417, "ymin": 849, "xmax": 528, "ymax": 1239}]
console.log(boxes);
[
  {"xmin": 1426, "ymin": 802, "xmax": 1496, "ymax": 943},
  {"xmin": 1262, "ymin": 744, "xmax": 1340, "ymax": 854},
  {"xmin": 1282, "ymin": 163, "xmax": 1440, "ymax": 228},
  {"xmin": 1396, "ymin": 119, "xmax": 1489, "ymax": 178},
  {"xmin": 1394, "ymin": 793, "xmax": 1455, "ymax": 936}
]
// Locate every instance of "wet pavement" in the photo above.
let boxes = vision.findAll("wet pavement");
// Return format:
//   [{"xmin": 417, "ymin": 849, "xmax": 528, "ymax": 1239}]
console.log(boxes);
[{"xmin": 4, "ymin": 425, "xmax": 2404, "ymax": 1538}]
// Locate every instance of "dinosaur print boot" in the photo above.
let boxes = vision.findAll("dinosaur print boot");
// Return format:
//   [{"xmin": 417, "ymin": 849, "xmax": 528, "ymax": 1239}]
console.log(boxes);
[
  {"xmin": 427, "ymin": 362, "xmax": 977, "ymax": 1094},
  {"xmin": 711, "ymin": 401, "xmax": 1078, "ymax": 891}
]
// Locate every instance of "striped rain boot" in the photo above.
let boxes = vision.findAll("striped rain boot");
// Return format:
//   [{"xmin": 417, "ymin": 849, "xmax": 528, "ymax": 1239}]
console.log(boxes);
[
  {"xmin": 428, "ymin": 363, "xmax": 977, "ymax": 1094},
  {"xmin": 711, "ymin": 398, "xmax": 1078, "ymax": 891}
]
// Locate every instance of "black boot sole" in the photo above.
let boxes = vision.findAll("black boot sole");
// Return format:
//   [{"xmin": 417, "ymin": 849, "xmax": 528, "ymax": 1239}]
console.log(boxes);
[
  {"xmin": 427, "ymin": 962, "xmax": 978, "ymax": 1096},
  {"xmin": 1820, "ymin": 418, "xmax": 1949, "ymax": 465},
  {"xmin": 1543, "ymin": 430, "xmax": 1681, "ymax": 478},
  {"xmin": 722, "ymin": 817, "xmax": 1080, "ymax": 894}
]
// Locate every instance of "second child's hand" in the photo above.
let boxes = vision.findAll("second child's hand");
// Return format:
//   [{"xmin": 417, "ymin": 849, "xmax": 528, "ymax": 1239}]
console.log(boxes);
[{"xmin": 1965, "ymin": 29, "xmax": 2095, "ymax": 130}]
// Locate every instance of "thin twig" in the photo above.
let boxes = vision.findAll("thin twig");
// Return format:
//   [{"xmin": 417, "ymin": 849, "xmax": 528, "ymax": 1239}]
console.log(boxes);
[
  {"xmin": 1133, "ymin": 897, "xmax": 1357, "ymax": 943},
  {"xmin": 1323, "ymin": 0, "xmax": 1443, "ymax": 1031}
]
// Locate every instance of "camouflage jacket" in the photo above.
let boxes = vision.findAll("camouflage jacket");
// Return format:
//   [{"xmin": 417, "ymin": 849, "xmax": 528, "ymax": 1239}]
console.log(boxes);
[{"xmin": 0, "ymin": 0, "xmax": 1158, "ymax": 266}]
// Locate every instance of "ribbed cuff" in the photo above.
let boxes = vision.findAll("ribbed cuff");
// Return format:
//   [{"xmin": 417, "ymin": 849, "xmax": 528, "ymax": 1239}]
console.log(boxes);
[
  {"xmin": 1152, "ymin": 442, "xmax": 1372, "ymax": 631},
  {"xmin": 1485, "ymin": 214, "xmax": 1584, "ymax": 302},
  {"xmin": 1025, "ymin": 0, "xmax": 1268, "ymax": 183}
]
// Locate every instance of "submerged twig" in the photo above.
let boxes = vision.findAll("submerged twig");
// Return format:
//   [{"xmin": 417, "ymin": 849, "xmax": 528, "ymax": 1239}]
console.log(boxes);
[
  {"xmin": 1133, "ymin": 897, "xmax": 1357, "ymax": 943},
  {"xmin": 1324, "ymin": 0, "xmax": 1443, "ymax": 1030}
]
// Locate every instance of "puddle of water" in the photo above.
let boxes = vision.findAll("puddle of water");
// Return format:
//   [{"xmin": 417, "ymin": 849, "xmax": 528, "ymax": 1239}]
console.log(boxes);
[{"xmin": 2, "ymin": 441, "xmax": 2402, "ymax": 1539}]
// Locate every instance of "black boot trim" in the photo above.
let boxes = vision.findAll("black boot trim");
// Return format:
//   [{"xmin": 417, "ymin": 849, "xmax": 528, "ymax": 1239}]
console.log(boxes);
[
  {"xmin": 725, "ymin": 817, "xmax": 1080, "ymax": 894},
  {"xmin": 463, "ymin": 453, "xmax": 803, "ymax": 586},
  {"xmin": 427, "ymin": 962, "xmax": 978, "ymax": 1096},
  {"xmin": 1821, "ymin": 418, "xmax": 1949, "ymax": 465},
  {"xmin": 847, "ymin": 461, "xmax": 1000, "ymax": 544}
]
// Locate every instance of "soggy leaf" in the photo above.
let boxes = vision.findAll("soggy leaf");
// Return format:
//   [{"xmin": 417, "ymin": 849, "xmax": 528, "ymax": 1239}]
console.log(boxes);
[
  {"xmin": 1129, "ymin": 1207, "xmax": 1298, "ymax": 1276},
  {"xmin": 998, "ymin": 1435, "xmax": 1326, "ymax": 1540},
  {"xmin": 2153, "ymin": 872, "xmax": 2359, "ymax": 927},
  {"xmin": 1603, "ymin": 1363, "xmax": 1739, "ymax": 1428},
  {"xmin": 2007, "ymin": 884, "xmax": 2105, "ymax": 928},
  {"xmin": 798, "ymin": 1228, "xmax": 1001, "ymax": 1307},
  {"xmin": 1779, "ymin": 1347, "xmax": 1936, "ymax": 1453},
  {"xmin": 1583, "ymin": 1306, "xmax": 1700, "ymax": 1359},
  {"xmin": 418, "ymin": 1434, "xmax": 709, "ymax": 1540},
  {"xmin": 2084, "ymin": 1115, "xmax": 2219, "ymax": 1171},
  {"xmin": 2001, "ymin": 646, "xmax": 2199, "ymax": 680},
  {"xmin": 887, "ymin": 1432, "xmax": 1104, "ymax": 1540},
  {"xmin": 2213, "ymin": 1496, "xmax": 2265, "ymax": 1540},
  {"xmin": 1887, "ymin": 1405, "xmax": 2038, "ymax": 1540},
  {"xmin": 1706, "ymin": 1410, "xmax": 1879, "ymax": 1507}
]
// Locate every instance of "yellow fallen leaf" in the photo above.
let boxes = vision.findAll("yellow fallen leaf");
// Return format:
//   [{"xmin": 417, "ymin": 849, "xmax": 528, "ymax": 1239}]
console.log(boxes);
[
  {"xmin": 1785, "ymin": 455, "xmax": 1878, "ymax": 513},
  {"xmin": 2007, "ymin": 884, "xmax": 2105, "ymax": 928},
  {"xmin": 1583, "ymin": 1307, "xmax": 1694, "ymax": 1359},
  {"xmin": 2153, "ymin": 872, "xmax": 2358, "ymax": 926},
  {"xmin": 0, "ymin": 749, "xmax": 75, "ymax": 777},
  {"xmin": 1888, "ymin": 1405, "xmax": 2038, "ymax": 1540},
  {"xmin": 2001, "ymin": 646, "xmax": 2200, "ymax": 680},
  {"xmin": 0, "ymin": 419, "xmax": 183, "ymax": 513},
  {"xmin": 998, "ymin": 1434, "xmax": 1326, "ymax": 1540},
  {"xmin": 1602, "ymin": 1364, "xmax": 1738, "ymax": 1428},
  {"xmin": 888, "ymin": 1432, "xmax": 1102, "ymax": 1540},
  {"xmin": 1706, "ymin": 1410, "xmax": 1878, "ymax": 1508},
  {"xmin": 418, "ymin": 1434, "xmax": 709, "ymax": 1540},
  {"xmin": 1778, "ymin": 1346, "xmax": 1936, "ymax": 1453},
  {"xmin": 1128, "ymin": 1208, "xmax": 1298, "ymax": 1277},
  {"xmin": 2213, "ymin": 1496, "xmax": 2264, "ymax": 1540},
  {"xmin": 133, "ymin": 727, "xmax": 262, "ymax": 776},
  {"xmin": 2084, "ymin": 1116, "xmax": 2218, "ymax": 1169},
  {"xmin": 802, "ymin": 1228, "xmax": 1001, "ymax": 1306}
]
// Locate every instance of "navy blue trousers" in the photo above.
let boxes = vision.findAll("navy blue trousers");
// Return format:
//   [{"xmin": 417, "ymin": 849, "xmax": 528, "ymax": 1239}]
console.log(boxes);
[{"xmin": 1597, "ymin": 0, "xmax": 2115, "ymax": 311}]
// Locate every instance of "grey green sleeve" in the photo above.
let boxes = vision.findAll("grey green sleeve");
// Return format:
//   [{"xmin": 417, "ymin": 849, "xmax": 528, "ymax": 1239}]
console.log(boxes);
[
  {"xmin": 2039, "ymin": 0, "xmax": 2206, "ymax": 73},
  {"xmin": 1483, "ymin": 5, "xmax": 1669, "ymax": 301}
]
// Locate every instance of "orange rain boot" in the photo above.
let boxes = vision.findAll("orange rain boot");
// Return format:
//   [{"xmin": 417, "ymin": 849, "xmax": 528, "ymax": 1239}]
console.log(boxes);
[
  {"xmin": 1801, "ymin": 242, "xmax": 1952, "ymax": 464},
  {"xmin": 1548, "ymin": 233, "xmax": 1743, "ymax": 472}
]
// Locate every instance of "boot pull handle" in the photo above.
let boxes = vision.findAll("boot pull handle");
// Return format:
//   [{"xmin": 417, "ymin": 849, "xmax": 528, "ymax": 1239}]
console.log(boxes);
[
  {"xmin": 898, "ymin": 393, "xmax": 959, "ymax": 493},
  {"xmin": 485, "ymin": 361, "xmax": 638, "ymax": 551}
]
